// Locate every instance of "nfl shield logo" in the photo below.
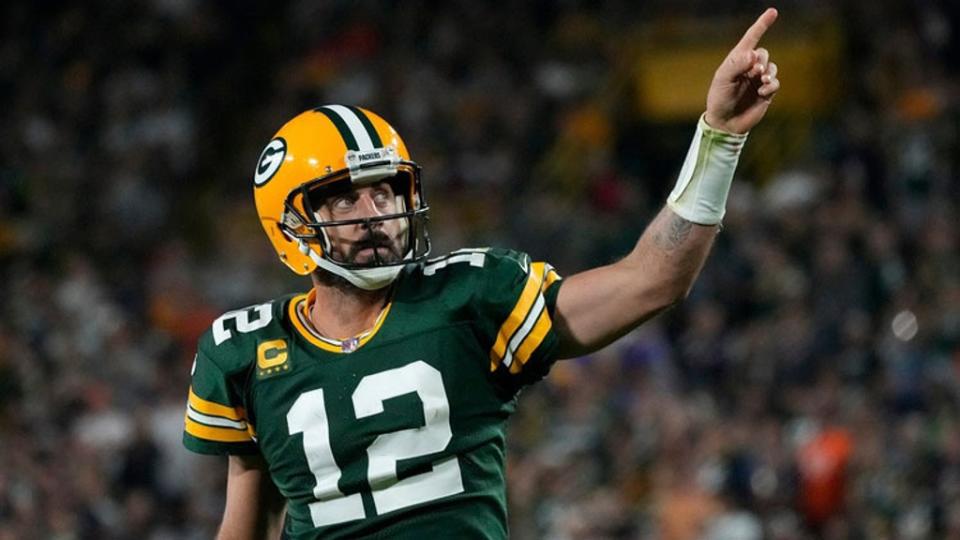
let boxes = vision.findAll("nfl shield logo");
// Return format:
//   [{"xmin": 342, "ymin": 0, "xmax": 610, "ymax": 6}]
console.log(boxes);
[{"xmin": 341, "ymin": 337, "xmax": 359, "ymax": 353}]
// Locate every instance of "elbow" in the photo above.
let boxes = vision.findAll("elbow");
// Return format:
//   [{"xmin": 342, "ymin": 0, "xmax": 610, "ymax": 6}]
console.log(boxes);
[
  {"xmin": 621, "ymin": 257, "xmax": 700, "ymax": 314},
  {"xmin": 622, "ymin": 274, "xmax": 696, "ymax": 320},
  {"xmin": 675, "ymin": 279, "xmax": 697, "ymax": 303},
  {"xmin": 660, "ymin": 293, "xmax": 686, "ymax": 314},
  {"xmin": 655, "ymin": 279, "xmax": 695, "ymax": 312}
]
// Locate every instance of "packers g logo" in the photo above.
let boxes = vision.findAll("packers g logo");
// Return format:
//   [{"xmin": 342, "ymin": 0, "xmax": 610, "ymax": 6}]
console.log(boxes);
[
  {"xmin": 254, "ymin": 137, "xmax": 286, "ymax": 187},
  {"xmin": 257, "ymin": 339, "xmax": 290, "ymax": 377}
]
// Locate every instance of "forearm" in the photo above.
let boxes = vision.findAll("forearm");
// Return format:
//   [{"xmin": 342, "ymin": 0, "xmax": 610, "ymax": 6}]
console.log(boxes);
[
  {"xmin": 217, "ymin": 492, "xmax": 285, "ymax": 540},
  {"xmin": 628, "ymin": 205, "xmax": 718, "ymax": 302},
  {"xmin": 554, "ymin": 207, "xmax": 716, "ymax": 357},
  {"xmin": 217, "ymin": 503, "xmax": 285, "ymax": 540},
  {"xmin": 218, "ymin": 455, "xmax": 287, "ymax": 540}
]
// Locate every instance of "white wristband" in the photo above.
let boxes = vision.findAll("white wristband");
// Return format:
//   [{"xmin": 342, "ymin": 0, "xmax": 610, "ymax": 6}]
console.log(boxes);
[{"xmin": 667, "ymin": 114, "xmax": 748, "ymax": 225}]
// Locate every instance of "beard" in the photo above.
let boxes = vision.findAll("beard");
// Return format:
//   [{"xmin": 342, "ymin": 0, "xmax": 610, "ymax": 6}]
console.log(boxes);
[{"xmin": 311, "ymin": 222, "xmax": 412, "ymax": 292}]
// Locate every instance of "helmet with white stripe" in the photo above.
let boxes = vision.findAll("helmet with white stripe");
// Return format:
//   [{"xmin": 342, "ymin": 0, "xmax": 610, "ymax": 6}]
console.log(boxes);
[{"xmin": 253, "ymin": 105, "xmax": 430, "ymax": 290}]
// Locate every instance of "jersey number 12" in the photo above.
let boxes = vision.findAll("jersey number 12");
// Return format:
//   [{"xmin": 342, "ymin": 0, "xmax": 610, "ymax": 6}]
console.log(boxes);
[{"xmin": 287, "ymin": 360, "xmax": 464, "ymax": 528}]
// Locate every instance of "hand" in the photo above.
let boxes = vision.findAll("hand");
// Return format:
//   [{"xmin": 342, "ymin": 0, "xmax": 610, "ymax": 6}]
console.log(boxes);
[{"xmin": 704, "ymin": 8, "xmax": 781, "ymax": 134}]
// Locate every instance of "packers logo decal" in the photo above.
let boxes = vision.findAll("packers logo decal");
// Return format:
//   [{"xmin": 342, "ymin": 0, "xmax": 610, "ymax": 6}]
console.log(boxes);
[
  {"xmin": 254, "ymin": 137, "xmax": 286, "ymax": 187},
  {"xmin": 257, "ymin": 339, "xmax": 290, "ymax": 377}
]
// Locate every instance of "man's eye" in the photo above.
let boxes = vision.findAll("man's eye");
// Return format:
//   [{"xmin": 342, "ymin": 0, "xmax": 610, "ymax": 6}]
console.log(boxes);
[
  {"xmin": 332, "ymin": 197, "xmax": 354, "ymax": 210},
  {"xmin": 373, "ymin": 191, "xmax": 391, "ymax": 205}
]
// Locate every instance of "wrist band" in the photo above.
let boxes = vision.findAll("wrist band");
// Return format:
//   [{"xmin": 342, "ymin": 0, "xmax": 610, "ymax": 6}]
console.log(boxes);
[{"xmin": 666, "ymin": 114, "xmax": 748, "ymax": 225}]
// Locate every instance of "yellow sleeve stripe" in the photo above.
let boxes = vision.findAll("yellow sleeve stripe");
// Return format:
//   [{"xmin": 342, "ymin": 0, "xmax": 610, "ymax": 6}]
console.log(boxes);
[
  {"xmin": 188, "ymin": 387, "xmax": 246, "ymax": 421},
  {"xmin": 509, "ymin": 307, "xmax": 553, "ymax": 374},
  {"xmin": 489, "ymin": 267, "xmax": 543, "ymax": 371},
  {"xmin": 543, "ymin": 268, "xmax": 561, "ymax": 291},
  {"xmin": 532, "ymin": 262, "xmax": 562, "ymax": 293},
  {"xmin": 184, "ymin": 412, "xmax": 255, "ymax": 443}
]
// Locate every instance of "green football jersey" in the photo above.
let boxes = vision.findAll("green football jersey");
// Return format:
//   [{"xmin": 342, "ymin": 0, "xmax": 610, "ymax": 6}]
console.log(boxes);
[{"xmin": 183, "ymin": 248, "xmax": 563, "ymax": 539}]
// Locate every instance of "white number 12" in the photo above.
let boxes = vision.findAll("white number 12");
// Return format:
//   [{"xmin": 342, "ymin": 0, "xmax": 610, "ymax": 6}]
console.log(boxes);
[{"xmin": 287, "ymin": 361, "xmax": 464, "ymax": 528}]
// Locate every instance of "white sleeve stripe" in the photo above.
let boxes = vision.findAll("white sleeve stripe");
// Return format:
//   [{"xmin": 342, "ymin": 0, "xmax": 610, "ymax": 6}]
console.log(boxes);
[
  {"xmin": 503, "ymin": 292, "xmax": 546, "ymax": 368},
  {"xmin": 187, "ymin": 406, "xmax": 249, "ymax": 430}
]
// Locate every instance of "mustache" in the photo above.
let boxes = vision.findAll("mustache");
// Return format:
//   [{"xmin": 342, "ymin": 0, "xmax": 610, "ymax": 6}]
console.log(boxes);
[{"xmin": 349, "ymin": 231, "xmax": 400, "ymax": 258}]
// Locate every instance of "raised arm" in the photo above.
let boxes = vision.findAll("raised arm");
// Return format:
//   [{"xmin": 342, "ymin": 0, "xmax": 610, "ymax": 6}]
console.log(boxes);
[
  {"xmin": 553, "ymin": 8, "xmax": 780, "ymax": 358},
  {"xmin": 217, "ymin": 454, "xmax": 287, "ymax": 540}
]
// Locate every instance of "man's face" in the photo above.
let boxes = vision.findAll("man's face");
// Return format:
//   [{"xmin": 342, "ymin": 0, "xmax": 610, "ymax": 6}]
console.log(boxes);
[{"xmin": 314, "ymin": 181, "xmax": 408, "ymax": 266}]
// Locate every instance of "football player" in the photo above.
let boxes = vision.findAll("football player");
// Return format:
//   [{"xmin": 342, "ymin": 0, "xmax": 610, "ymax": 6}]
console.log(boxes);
[{"xmin": 183, "ymin": 9, "xmax": 781, "ymax": 539}]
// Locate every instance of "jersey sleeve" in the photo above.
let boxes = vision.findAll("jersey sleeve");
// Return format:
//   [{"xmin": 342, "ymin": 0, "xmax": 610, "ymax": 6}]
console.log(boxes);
[
  {"xmin": 476, "ymin": 249, "xmax": 564, "ymax": 389},
  {"xmin": 182, "ymin": 346, "xmax": 259, "ymax": 456}
]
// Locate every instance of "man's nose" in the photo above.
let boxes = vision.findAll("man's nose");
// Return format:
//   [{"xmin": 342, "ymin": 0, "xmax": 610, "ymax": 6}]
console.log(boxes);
[{"xmin": 355, "ymin": 193, "xmax": 384, "ymax": 227}]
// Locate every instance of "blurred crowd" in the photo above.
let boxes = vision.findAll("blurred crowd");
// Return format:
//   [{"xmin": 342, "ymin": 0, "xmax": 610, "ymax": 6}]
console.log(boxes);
[{"xmin": 1, "ymin": 1, "xmax": 959, "ymax": 539}]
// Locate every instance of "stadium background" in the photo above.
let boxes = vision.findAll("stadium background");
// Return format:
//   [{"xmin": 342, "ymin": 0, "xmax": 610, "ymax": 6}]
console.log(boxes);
[{"xmin": 1, "ymin": 1, "xmax": 958, "ymax": 538}]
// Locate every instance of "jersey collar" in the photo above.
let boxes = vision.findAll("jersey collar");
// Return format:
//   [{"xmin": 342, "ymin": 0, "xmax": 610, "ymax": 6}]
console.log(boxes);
[{"xmin": 288, "ymin": 289, "xmax": 392, "ymax": 354}]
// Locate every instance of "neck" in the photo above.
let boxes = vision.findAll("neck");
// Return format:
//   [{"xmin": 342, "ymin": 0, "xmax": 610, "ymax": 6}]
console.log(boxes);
[{"xmin": 309, "ymin": 271, "xmax": 391, "ymax": 340}]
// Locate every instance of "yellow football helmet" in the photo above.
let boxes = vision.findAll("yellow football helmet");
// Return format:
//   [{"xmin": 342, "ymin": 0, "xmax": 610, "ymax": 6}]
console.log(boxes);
[{"xmin": 253, "ymin": 105, "xmax": 430, "ymax": 289}]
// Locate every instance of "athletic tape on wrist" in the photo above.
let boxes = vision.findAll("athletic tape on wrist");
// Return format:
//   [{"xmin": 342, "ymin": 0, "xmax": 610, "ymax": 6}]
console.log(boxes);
[{"xmin": 667, "ymin": 114, "xmax": 748, "ymax": 225}]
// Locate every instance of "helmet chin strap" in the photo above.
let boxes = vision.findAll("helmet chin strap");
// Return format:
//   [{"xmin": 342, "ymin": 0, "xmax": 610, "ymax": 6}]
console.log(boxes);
[{"xmin": 299, "ymin": 239, "xmax": 405, "ymax": 290}]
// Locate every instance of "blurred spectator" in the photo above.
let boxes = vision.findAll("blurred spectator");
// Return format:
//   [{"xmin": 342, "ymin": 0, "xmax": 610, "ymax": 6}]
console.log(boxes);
[{"xmin": 797, "ymin": 424, "xmax": 854, "ymax": 531}]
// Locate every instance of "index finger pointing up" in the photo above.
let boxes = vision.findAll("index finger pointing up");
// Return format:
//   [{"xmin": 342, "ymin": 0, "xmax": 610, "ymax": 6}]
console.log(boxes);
[{"xmin": 735, "ymin": 8, "xmax": 779, "ymax": 51}]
